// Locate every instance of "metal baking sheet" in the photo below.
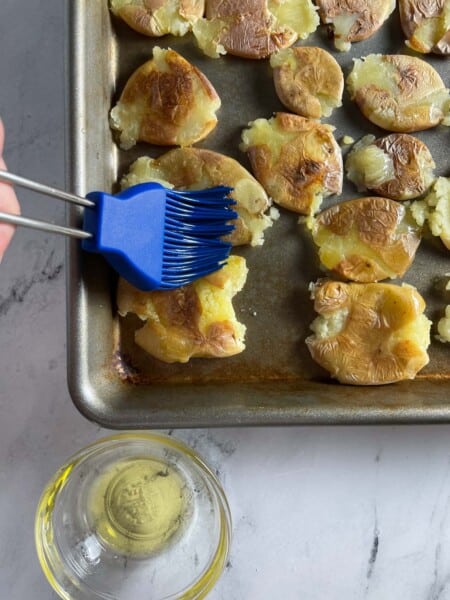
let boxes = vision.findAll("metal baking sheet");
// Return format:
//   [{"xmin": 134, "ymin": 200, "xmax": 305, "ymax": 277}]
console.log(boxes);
[{"xmin": 68, "ymin": 0, "xmax": 450, "ymax": 428}]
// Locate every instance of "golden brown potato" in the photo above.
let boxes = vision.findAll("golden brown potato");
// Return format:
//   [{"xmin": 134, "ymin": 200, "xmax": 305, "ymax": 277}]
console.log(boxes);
[
  {"xmin": 117, "ymin": 255, "xmax": 248, "ymax": 363},
  {"xmin": 347, "ymin": 54, "xmax": 450, "ymax": 132},
  {"xmin": 240, "ymin": 113, "xmax": 342, "ymax": 215},
  {"xmin": 315, "ymin": 0, "xmax": 395, "ymax": 51},
  {"xmin": 399, "ymin": 0, "xmax": 450, "ymax": 55},
  {"xmin": 121, "ymin": 149, "xmax": 273, "ymax": 247},
  {"xmin": 270, "ymin": 46, "xmax": 343, "ymax": 118},
  {"xmin": 411, "ymin": 177, "xmax": 450, "ymax": 250},
  {"xmin": 192, "ymin": 0, "xmax": 319, "ymax": 59},
  {"xmin": 306, "ymin": 279, "xmax": 431, "ymax": 385},
  {"xmin": 110, "ymin": 47, "xmax": 220, "ymax": 149},
  {"xmin": 345, "ymin": 133, "xmax": 436, "ymax": 200},
  {"xmin": 109, "ymin": 0, "xmax": 205, "ymax": 37},
  {"xmin": 309, "ymin": 197, "xmax": 422, "ymax": 282}
]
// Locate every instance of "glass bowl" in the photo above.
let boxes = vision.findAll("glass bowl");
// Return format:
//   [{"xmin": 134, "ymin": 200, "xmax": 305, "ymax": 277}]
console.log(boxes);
[{"xmin": 35, "ymin": 432, "xmax": 231, "ymax": 600}]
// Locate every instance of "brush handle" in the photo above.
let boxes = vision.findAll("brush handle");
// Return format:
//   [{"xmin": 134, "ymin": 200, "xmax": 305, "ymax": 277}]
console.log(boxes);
[
  {"xmin": 0, "ymin": 169, "xmax": 94, "ymax": 207},
  {"xmin": 0, "ymin": 210, "xmax": 91, "ymax": 239},
  {"xmin": 0, "ymin": 168, "xmax": 93, "ymax": 238}
]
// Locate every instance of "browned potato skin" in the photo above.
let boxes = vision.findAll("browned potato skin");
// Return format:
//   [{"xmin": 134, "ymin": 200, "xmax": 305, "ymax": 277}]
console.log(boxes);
[
  {"xmin": 313, "ymin": 197, "xmax": 422, "ymax": 282},
  {"xmin": 368, "ymin": 134, "xmax": 434, "ymax": 200},
  {"xmin": 399, "ymin": 0, "xmax": 450, "ymax": 54},
  {"xmin": 119, "ymin": 49, "xmax": 219, "ymax": 146},
  {"xmin": 117, "ymin": 256, "xmax": 247, "ymax": 363},
  {"xmin": 244, "ymin": 113, "xmax": 342, "ymax": 215},
  {"xmin": 205, "ymin": 0, "xmax": 297, "ymax": 59},
  {"xmin": 112, "ymin": 0, "xmax": 205, "ymax": 37},
  {"xmin": 351, "ymin": 55, "xmax": 448, "ymax": 132},
  {"xmin": 315, "ymin": 0, "xmax": 394, "ymax": 43},
  {"xmin": 306, "ymin": 279, "xmax": 430, "ymax": 385},
  {"xmin": 120, "ymin": 281, "xmax": 236, "ymax": 358},
  {"xmin": 272, "ymin": 47, "xmax": 343, "ymax": 119}
]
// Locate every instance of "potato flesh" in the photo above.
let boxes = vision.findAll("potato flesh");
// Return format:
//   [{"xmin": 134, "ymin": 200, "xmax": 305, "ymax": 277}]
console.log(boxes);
[
  {"xmin": 309, "ymin": 308, "xmax": 349, "ymax": 339},
  {"xmin": 437, "ymin": 306, "xmax": 450, "ymax": 343},
  {"xmin": 347, "ymin": 56, "xmax": 399, "ymax": 96},
  {"xmin": 241, "ymin": 118, "xmax": 299, "ymax": 164},
  {"xmin": 232, "ymin": 178, "xmax": 273, "ymax": 245},
  {"xmin": 110, "ymin": 99, "xmax": 147, "ymax": 150},
  {"xmin": 192, "ymin": 18, "xmax": 227, "ymax": 58},
  {"xmin": 406, "ymin": 3, "xmax": 450, "ymax": 53},
  {"xmin": 315, "ymin": 229, "xmax": 399, "ymax": 280},
  {"xmin": 121, "ymin": 156, "xmax": 173, "ymax": 189},
  {"xmin": 312, "ymin": 217, "xmax": 420, "ymax": 281},
  {"xmin": 241, "ymin": 117, "xmax": 337, "ymax": 168},
  {"xmin": 316, "ymin": 94, "xmax": 340, "ymax": 117},
  {"xmin": 346, "ymin": 137, "xmax": 395, "ymax": 191},
  {"xmin": 195, "ymin": 263, "xmax": 247, "ymax": 336},
  {"xmin": 269, "ymin": 48, "xmax": 296, "ymax": 69},
  {"xmin": 332, "ymin": 13, "xmax": 358, "ymax": 51},
  {"xmin": 346, "ymin": 133, "xmax": 436, "ymax": 201},
  {"xmin": 117, "ymin": 256, "xmax": 248, "ymax": 363},
  {"xmin": 411, "ymin": 177, "xmax": 450, "ymax": 249},
  {"xmin": 389, "ymin": 313, "xmax": 432, "ymax": 356},
  {"xmin": 268, "ymin": 0, "xmax": 319, "ymax": 40}
]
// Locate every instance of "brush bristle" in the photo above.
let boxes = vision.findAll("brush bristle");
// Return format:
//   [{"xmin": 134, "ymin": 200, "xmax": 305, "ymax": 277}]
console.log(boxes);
[{"xmin": 160, "ymin": 186, "xmax": 236, "ymax": 288}]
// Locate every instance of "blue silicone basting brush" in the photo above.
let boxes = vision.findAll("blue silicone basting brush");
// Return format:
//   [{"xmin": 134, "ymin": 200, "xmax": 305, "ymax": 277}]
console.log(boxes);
[{"xmin": 0, "ymin": 170, "xmax": 237, "ymax": 291}]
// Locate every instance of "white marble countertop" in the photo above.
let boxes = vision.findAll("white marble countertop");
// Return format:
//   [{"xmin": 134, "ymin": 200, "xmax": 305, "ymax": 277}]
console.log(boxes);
[{"xmin": 1, "ymin": 2, "xmax": 450, "ymax": 599}]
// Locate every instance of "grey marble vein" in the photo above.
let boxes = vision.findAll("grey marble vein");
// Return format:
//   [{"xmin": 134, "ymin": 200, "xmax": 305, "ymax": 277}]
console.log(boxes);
[{"xmin": 0, "ymin": 250, "xmax": 63, "ymax": 316}]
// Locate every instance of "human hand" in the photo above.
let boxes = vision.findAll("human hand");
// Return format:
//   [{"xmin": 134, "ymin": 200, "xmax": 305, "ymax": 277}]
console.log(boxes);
[{"xmin": 0, "ymin": 119, "xmax": 20, "ymax": 261}]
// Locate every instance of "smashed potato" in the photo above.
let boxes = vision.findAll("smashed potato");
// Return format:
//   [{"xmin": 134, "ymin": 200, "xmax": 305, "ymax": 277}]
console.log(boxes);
[
  {"xmin": 347, "ymin": 54, "xmax": 450, "ymax": 132},
  {"xmin": 270, "ymin": 46, "xmax": 343, "ymax": 118},
  {"xmin": 315, "ymin": 0, "xmax": 395, "ymax": 52},
  {"xmin": 121, "ymin": 149, "xmax": 273, "ymax": 247},
  {"xmin": 399, "ymin": 0, "xmax": 450, "ymax": 55},
  {"xmin": 192, "ymin": 0, "xmax": 319, "ymax": 59},
  {"xmin": 240, "ymin": 112, "xmax": 342, "ymax": 215},
  {"xmin": 306, "ymin": 279, "xmax": 431, "ymax": 385},
  {"xmin": 309, "ymin": 197, "xmax": 422, "ymax": 282},
  {"xmin": 117, "ymin": 255, "xmax": 248, "ymax": 363},
  {"xmin": 110, "ymin": 47, "xmax": 220, "ymax": 148},
  {"xmin": 109, "ymin": 0, "xmax": 205, "ymax": 37},
  {"xmin": 345, "ymin": 133, "xmax": 436, "ymax": 200},
  {"xmin": 437, "ymin": 305, "xmax": 450, "ymax": 342},
  {"xmin": 411, "ymin": 177, "xmax": 450, "ymax": 249}
]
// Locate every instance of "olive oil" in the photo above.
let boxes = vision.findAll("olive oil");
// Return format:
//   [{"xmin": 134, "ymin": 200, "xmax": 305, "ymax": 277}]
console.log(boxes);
[{"xmin": 88, "ymin": 457, "xmax": 186, "ymax": 557}]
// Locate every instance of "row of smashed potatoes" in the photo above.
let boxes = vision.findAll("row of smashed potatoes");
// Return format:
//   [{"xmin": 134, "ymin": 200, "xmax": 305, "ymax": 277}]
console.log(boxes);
[{"xmin": 108, "ymin": 0, "xmax": 450, "ymax": 386}]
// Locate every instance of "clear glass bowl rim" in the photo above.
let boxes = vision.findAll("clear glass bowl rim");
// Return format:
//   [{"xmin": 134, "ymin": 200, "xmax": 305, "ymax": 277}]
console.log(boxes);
[{"xmin": 35, "ymin": 431, "xmax": 232, "ymax": 600}]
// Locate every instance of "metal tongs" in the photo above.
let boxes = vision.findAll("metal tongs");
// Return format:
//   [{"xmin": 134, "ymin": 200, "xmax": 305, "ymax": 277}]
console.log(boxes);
[{"xmin": 0, "ymin": 170, "xmax": 237, "ymax": 291}]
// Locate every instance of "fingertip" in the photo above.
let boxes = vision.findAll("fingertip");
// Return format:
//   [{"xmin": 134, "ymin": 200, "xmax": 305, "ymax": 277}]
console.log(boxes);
[{"xmin": 0, "ymin": 223, "xmax": 16, "ymax": 258}]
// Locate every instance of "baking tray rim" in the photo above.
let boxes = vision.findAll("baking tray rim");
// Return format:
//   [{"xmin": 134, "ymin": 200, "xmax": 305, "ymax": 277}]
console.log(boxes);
[{"xmin": 65, "ymin": 0, "xmax": 450, "ymax": 428}]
